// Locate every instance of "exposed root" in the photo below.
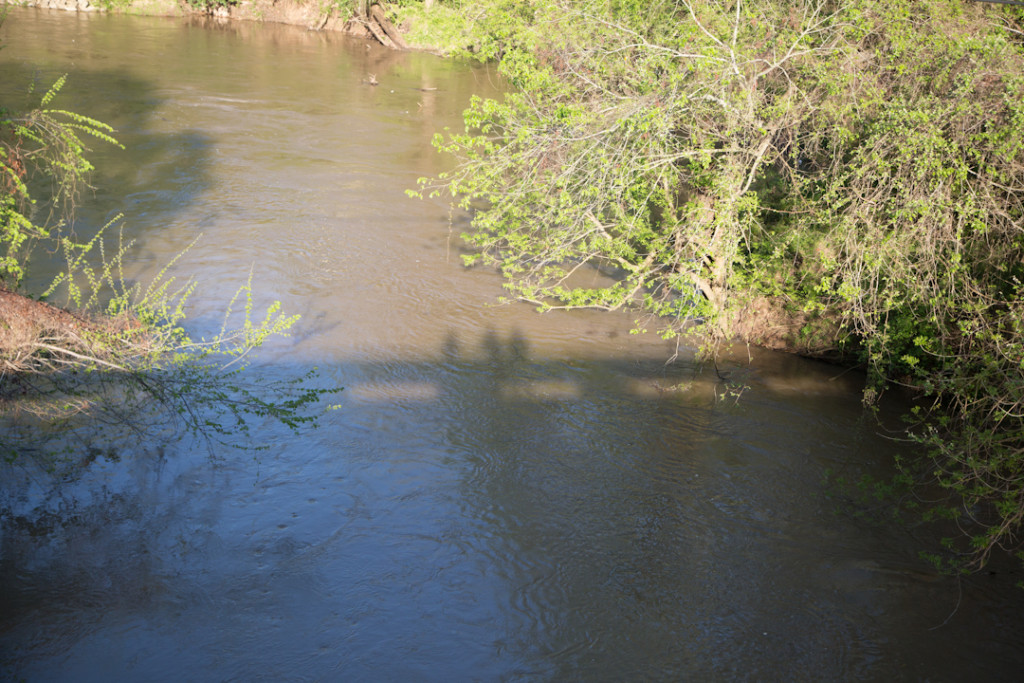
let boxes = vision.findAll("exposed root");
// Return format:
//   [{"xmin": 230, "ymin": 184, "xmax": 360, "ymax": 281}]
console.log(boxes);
[{"xmin": 0, "ymin": 285, "xmax": 150, "ymax": 382}]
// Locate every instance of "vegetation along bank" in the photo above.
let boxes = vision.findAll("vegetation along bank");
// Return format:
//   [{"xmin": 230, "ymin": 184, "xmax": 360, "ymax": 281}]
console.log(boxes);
[
  {"xmin": 1, "ymin": 25, "xmax": 339, "ymax": 462},
  {"xmin": 5, "ymin": 0, "xmax": 1024, "ymax": 576}
]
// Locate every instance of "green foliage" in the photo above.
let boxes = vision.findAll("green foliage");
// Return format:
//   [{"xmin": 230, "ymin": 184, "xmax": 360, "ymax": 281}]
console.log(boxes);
[
  {"xmin": 181, "ymin": 0, "xmax": 239, "ymax": 12},
  {"xmin": 92, "ymin": 0, "xmax": 135, "ymax": 11},
  {"xmin": 418, "ymin": 0, "xmax": 839, "ymax": 349},
  {"xmin": 1, "ymin": 215, "xmax": 342, "ymax": 461},
  {"xmin": 1, "ymin": 71, "xmax": 339, "ymax": 461},
  {"xmin": 415, "ymin": 0, "xmax": 1024, "ymax": 573},
  {"xmin": 390, "ymin": 0, "xmax": 540, "ymax": 57},
  {"xmin": 1, "ymin": 75, "xmax": 122, "ymax": 282}
]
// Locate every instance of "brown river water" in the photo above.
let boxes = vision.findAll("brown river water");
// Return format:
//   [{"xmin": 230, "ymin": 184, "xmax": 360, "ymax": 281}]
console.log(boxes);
[{"xmin": 2, "ymin": 8, "xmax": 1024, "ymax": 681}]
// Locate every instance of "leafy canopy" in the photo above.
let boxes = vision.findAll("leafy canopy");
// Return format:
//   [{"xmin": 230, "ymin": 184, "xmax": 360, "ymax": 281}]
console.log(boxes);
[{"xmin": 416, "ymin": 0, "xmax": 1024, "ymax": 573}]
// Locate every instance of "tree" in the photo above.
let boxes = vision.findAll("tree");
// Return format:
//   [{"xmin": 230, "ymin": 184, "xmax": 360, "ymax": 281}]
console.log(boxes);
[
  {"xmin": 1, "ymin": 74, "xmax": 119, "ymax": 283},
  {"xmin": 418, "ymin": 0, "xmax": 1024, "ymax": 572}
]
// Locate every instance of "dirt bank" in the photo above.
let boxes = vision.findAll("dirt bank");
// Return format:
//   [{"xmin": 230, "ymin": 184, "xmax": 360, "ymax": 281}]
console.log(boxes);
[
  {"xmin": 0, "ymin": 284, "xmax": 147, "ymax": 383},
  {"xmin": 9, "ymin": 0, "xmax": 412, "ymax": 45}
]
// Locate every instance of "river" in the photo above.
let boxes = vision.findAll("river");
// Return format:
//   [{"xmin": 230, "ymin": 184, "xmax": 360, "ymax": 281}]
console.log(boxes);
[{"xmin": 2, "ymin": 8, "xmax": 1023, "ymax": 681}]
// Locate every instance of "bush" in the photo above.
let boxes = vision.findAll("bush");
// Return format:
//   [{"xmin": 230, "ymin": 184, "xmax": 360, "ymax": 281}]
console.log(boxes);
[
  {"xmin": 417, "ymin": 0, "xmax": 1024, "ymax": 572},
  {"xmin": 1, "ymin": 74, "xmax": 339, "ymax": 462}
]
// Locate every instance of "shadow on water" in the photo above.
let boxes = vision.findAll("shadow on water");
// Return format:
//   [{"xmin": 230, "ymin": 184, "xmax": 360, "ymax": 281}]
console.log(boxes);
[{"xmin": 3, "ymin": 330, "xmax": 1024, "ymax": 681}]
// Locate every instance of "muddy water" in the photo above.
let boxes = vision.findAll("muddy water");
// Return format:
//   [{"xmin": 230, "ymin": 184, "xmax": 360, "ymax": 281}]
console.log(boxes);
[{"xmin": 2, "ymin": 8, "xmax": 1023, "ymax": 681}]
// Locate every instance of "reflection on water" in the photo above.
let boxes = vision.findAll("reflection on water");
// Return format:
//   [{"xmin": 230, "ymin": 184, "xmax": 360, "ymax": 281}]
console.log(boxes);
[{"xmin": 2, "ymin": 8, "xmax": 1024, "ymax": 682}]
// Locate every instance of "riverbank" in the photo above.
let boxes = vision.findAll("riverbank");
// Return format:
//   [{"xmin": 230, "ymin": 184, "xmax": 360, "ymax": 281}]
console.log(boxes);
[
  {"xmin": 0, "ymin": 285, "xmax": 146, "ymax": 380},
  {"xmin": 9, "ymin": 0, "xmax": 348, "ymax": 32},
  {"xmin": 5, "ymin": 0, "xmax": 445, "ymax": 49}
]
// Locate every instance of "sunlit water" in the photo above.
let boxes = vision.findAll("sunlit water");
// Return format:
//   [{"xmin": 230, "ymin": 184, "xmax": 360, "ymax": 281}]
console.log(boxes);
[{"xmin": 2, "ymin": 8, "xmax": 1024, "ymax": 681}]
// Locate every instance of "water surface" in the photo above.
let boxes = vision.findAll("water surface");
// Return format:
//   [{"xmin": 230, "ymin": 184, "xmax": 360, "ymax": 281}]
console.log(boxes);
[{"xmin": 2, "ymin": 8, "xmax": 1023, "ymax": 681}]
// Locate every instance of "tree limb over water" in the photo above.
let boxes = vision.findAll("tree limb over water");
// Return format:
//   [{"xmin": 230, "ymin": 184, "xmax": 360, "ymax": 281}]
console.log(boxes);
[
  {"xmin": 413, "ymin": 0, "xmax": 1024, "ymax": 575},
  {"xmin": 1, "ymin": 66, "xmax": 339, "ymax": 464}
]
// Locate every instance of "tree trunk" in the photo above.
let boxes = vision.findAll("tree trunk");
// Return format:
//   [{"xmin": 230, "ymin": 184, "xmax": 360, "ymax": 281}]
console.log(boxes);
[
  {"xmin": 364, "ymin": 15, "xmax": 396, "ymax": 49},
  {"xmin": 369, "ymin": 4, "xmax": 408, "ymax": 50}
]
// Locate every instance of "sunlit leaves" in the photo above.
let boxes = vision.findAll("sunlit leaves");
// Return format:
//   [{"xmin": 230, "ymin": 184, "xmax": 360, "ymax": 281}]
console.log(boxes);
[{"xmin": 412, "ymin": 0, "xmax": 1024, "ymax": 574}]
